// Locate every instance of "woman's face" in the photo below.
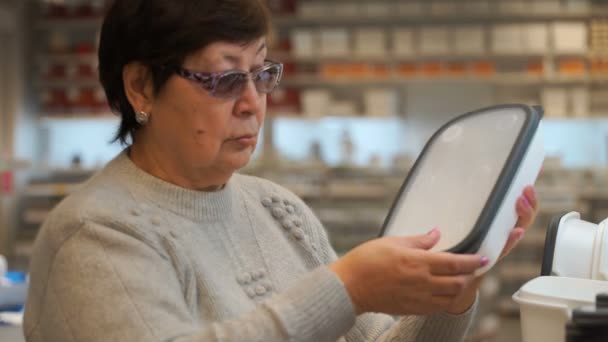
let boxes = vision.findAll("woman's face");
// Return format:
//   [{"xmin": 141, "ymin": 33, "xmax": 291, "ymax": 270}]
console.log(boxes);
[{"xmin": 145, "ymin": 37, "xmax": 268, "ymax": 178}]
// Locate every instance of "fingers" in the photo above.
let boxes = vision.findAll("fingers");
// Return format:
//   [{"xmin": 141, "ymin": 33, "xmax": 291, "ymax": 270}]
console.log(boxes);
[
  {"xmin": 427, "ymin": 252, "xmax": 487, "ymax": 276},
  {"xmin": 499, "ymin": 227, "xmax": 526, "ymax": 259},
  {"xmin": 399, "ymin": 228, "xmax": 441, "ymax": 250},
  {"xmin": 516, "ymin": 185, "xmax": 538, "ymax": 228},
  {"xmin": 429, "ymin": 274, "xmax": 476, "ymax": 296}
]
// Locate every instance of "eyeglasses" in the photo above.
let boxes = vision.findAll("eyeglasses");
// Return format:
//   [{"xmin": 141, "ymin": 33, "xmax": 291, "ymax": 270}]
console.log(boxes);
[{"xmin": 174, "ymin": 60, "xmax": 283, "ymax": 99}]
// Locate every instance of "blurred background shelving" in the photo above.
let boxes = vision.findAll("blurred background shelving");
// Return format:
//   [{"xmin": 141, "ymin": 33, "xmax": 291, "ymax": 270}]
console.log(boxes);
[{"xmin": 2, "ymin": 0, "xmax": 608, "ymax": 341}]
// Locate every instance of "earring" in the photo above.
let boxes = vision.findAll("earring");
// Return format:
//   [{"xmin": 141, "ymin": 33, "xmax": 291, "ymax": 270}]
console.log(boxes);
[{"xmin": 135, "ymin": 111, "xmax": 149, "ymax": 125}]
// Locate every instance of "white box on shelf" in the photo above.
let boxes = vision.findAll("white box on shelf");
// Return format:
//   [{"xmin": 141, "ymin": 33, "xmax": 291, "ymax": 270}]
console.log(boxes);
[
  {"xmin": 420, "ymin": 27, "xmax": 450, "ymax": 55},
  {"xmin": 297, "ymin": 2, "xmax": 327, "ymax": 18},
  {"xmin": 492, "ymin": 25, "xmax": 524, "ymax": 54},
  {"xmin": 291, "ymin": 29, "xmax": 316, "ymax": 58},
  {"xmin": 361, "ymin": 2, "xmax": 392, "ymax": 17},
  {"xmin": 396, "ymin": 2, "xmax": 424, "ymax": 16},
  {"xmin": 392, "ymin": 28, "xmax": 416, "ymax": 57},
  {"xmin": 462, "ymin": 0, "xmax": 491, "ymax": 13},
  {"xmin": 531, "ymin": 0, "xmax": 562, "ymax": 13},
  {"xmin": 429, "ymin": 1, "xmax": 456, "ymax": 14},
  {"xmin": 319, "ymin": 29, "xmax": 350, "ymax": 58},
  {"xmin": 332, "ymin": 2, "xmax": 360, "ymax": 17},
  {"xmin": 570, "ymin": 87, "xmax": 590, "ymax": 118},
  {"xmin": 498, "ymin": 0, "xmax": 526, "ymax": 13},
  {"xmin": 355, "ymin": 28, "xmax": 387, "ymax": 58},
  {"xmin": 328, "ymin": 101, "xmax": 358, "ymax": 117},
  {"xmin": 302, "ymin": 90, "xmax": 331, "ymax": 118},
  {"xmin": 523, "ymin": 24, "xmax": 549, "ymax": 54},
  {"xmin": 565, "ymin": 0, "xmax": 590, "ymax": 12},
  {"xmin": 364, "ymin": 89, "xmax": 398, "ymax": 117},
  {"xmin": 453, "ymin": 26, "xmax": 485, "ymax": 55},
  {"xmin": 542, "ymin": 87, "xmax": 568, "ymax": 118},
  {"xmin": 552, "ymin": 22, "xmax": 588, "ymax": 54}
]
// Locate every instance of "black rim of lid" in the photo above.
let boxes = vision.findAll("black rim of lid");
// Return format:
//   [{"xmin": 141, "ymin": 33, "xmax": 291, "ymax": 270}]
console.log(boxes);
[{"xmin": 541, "ymin": 212, "xmax": 568, "ymax": 276}]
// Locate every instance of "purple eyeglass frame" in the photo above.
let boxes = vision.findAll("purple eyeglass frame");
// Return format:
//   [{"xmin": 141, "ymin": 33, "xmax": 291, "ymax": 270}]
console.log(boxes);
[{"xmin": 174, "ymin": 59, "xmax": 283, "ymax": 98}]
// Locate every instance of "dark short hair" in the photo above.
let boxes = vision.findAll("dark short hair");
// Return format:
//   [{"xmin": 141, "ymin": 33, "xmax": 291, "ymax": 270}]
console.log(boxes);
[{"xmin": 98, "ymin": 0, "xmax": 271, "ymax": 144}]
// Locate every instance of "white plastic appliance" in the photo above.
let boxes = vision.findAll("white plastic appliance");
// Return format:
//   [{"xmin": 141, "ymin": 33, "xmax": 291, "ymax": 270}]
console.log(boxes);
[{"xmin": 541, "ymin": 212, "xmax": 608, "ymax": 280}]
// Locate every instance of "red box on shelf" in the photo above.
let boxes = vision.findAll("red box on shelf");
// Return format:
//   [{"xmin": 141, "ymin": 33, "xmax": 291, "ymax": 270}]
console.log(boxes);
[
  {"xmin": 74, "ymin": 42, "xmax": 96, "ymax": 55},
  {"xmin": 45, "ymin": 64, "xmax": 67, "ymax": 79},
  {"xmin": 42, "ymin": 89, "xmax": 70, "ymax": 113},
  {"xmin": 268, "ymin": 88, "xmax": 300, "ymax": 113}
]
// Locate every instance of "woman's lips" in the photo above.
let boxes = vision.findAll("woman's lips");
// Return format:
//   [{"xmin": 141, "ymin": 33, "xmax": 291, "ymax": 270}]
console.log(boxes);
[{"xmin": 232, "ymin": 134, "xmax": 257, "ymax": 147}]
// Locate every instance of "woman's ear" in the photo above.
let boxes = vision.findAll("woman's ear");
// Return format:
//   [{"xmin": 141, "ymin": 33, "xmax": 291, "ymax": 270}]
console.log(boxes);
[{"xmin": 123, "ymin": 62, "xmax": 155, "ymax": 113}]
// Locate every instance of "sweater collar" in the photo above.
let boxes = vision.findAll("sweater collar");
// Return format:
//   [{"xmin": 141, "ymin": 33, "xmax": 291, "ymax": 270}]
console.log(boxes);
[{"xmin": 109, "ymin": 150, "xmax": 237, "ymax": 222}]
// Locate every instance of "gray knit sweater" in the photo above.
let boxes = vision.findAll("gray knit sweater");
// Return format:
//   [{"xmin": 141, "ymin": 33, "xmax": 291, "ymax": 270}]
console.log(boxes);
[{"xmin": 23, "ymin": 151, "xmax": 476, "ymax": 342}]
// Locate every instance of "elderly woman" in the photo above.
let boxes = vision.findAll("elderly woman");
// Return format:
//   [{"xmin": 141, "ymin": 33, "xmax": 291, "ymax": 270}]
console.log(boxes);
[{"xmin": 23, "ymin": 1, "xmax": 538, "ymax": 341}]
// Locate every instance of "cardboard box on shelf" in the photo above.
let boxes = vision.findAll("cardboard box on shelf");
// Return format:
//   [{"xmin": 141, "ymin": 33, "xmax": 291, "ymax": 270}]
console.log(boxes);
[
  {"xmin": 361, "ymin": 2, "xmax": 392, "ymax": 17},
  {"xmin": 301, "ymin": 89, "xmax": 331, "ymax": 118},
  {"xmin": 570, "ymin": 87, "xmax": 590, "ymax": 118},
  {"xmin": 419, "ymin": 27, "xmax": 449, "ymax": 55},
  {"xmin": 364, "ymin": 89, "xmax": 398, "ymax": 117},
  {"xmin": 354, "ymin": 28, "xmax": 387, "ymax": 58},
  {"xmin": 397, "ymin": 63, "xmax": 418, "ymax": 77},
  {"xmin": 564, "ymin": 0, "xmax": 591, "ymax": 11},
  {"xmin": 523, "ymin": 24, "xmax": 549, "ymax": 54},
  {"xmin": 328, "ymin": 101, "xmax": 358, "ymax": 117},
  {"xmin": 319, "ymin": 29, "xmax": 350, "ymax": 58},
  {"xmin": 453, "ymin": 26, "xmax": 485, "ymax": 55},
  {"xmin": 542, "ymin": 87, "xmax": 568, "ymax": 117},
  {"xmin": 531, "ymin": 0, "xmax": 563, "ymax": 13},
  {"xmin": 552, "ymin": 22, "xmax": 588, "ymax": 54},
  {"xmin": 290, "ymin": 29, "xmax": 316, "ymax": 58},
  {"xmin": 296, "ymin": 2, "xmax": 327, "ymax": 17},
  {"xmin": 492, "ymin": 25, "xmax": 524, "ymax": 54},
  {"xmin": 392, "ymin": 28, "xmax": 416, "ymax": 57},
  {"xmin": 395, "ymin": 2, "xmax": 424, "ymax": 16},
  {"xmin": 461, "ymin": 0, "xmax": 492, "ymax": 13},
  {"xmin": 558, "ymin": 58, "xmax": 587, "ymax": 75},
  {"xmin": 332, "ymin": 2, "xmax": 360, "ymax": 18}
]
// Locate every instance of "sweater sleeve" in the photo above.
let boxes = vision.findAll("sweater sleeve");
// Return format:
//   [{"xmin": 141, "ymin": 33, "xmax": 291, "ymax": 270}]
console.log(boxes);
[
  {"xmin": 286, "ymin": 189, "xmax": 478, "ymax": 342},
  {"xmin": 24, "ymin": 221, "xmax": 357, "ymax": 342}
]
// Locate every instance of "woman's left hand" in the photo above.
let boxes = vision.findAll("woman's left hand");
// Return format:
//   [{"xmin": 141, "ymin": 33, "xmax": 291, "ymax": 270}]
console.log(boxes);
[{"xmin": 446, "ymin": 185, "xmax": 539, "ymax": 314}]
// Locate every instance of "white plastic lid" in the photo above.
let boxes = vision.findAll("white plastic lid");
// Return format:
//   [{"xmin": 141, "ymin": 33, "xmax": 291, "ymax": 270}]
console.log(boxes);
[
  {"xmin": 382, "ymin": 104, "xmax": 541, "ymax": 252},
  {"xmin": 514, "ymin": 276, "xmax": 608, "ymax": 308}
]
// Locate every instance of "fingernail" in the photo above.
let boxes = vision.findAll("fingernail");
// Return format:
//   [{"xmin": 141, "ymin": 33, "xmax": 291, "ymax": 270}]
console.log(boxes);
[
  {"xmin": 518, "ymin": 231, "xmax": 526, "ymax": 242},
  {"xmin": 427, "ymin": 227, "xmax": 438, "ymax": 236},
  {"xmin": 522, "ymin": 196, "xmax": 532, "ymax": 209},
  {"xmin": 480, "ymin": 256, "xmax": 490, "ymax": 267},
  {"xmin": 529, "ymin": 188, "xmax": 537, "ymax": 203}
]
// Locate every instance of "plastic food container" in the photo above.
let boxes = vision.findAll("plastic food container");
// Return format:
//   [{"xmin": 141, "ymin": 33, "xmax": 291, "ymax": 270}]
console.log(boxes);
[
  {"xmin": 513, "ymin": 276, "xmax": 608, "ymax": 342},
  {"xmin": 381, "ymin": 104, "xmax": 545, "ymax": 275},
  {"xmin": 542, "ymin": 212, "xmax": 608, "ymax": 280}
]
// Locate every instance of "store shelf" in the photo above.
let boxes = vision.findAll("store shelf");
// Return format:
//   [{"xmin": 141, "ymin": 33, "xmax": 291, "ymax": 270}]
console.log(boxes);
[
  {"xmin": 35, "ymin": 18, "xmax": 102, "ymax": 30},
  {"xmin": 273, "ymin": 10, "xmax": 608, "ymax": 27},
  {"xmin": 37, "ymin": 78, "xmax": 100, "ymax": 88},
  {"xmin": 39, "ymin": 113, "xmax": 117, "ymax": 123},
  {"xmin": 281, "ymin": 74, "xmax": 607, "ymax": 88},
  {"xmin": 2, "ymin": 159, "xmax": 31, "ymax": 171},
  {"xmin": 271, "ymin": 53, "xmax": 571, "ymax": 64},
  {"xmin": 24, "ymin": 182, "xmax": 83, "ymax": 197},
  {"xmin": 36, "ymin": 53, "xmax": 97, "ymax": 64},
  {"xmin": 22, "ymin": 209, "xmax": 51, "ymax": 225}
]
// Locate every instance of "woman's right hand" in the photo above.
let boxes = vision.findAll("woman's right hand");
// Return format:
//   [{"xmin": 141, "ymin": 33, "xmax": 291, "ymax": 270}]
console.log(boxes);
[{"xmin": 329, "ymin": 229, "xmax": 487, "ymax": 316}]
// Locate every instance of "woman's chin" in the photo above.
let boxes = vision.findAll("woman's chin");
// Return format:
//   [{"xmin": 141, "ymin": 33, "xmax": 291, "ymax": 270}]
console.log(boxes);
[{"xmin": 224, "ymin": 150, "xmax": 253, "ymax": 171}]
